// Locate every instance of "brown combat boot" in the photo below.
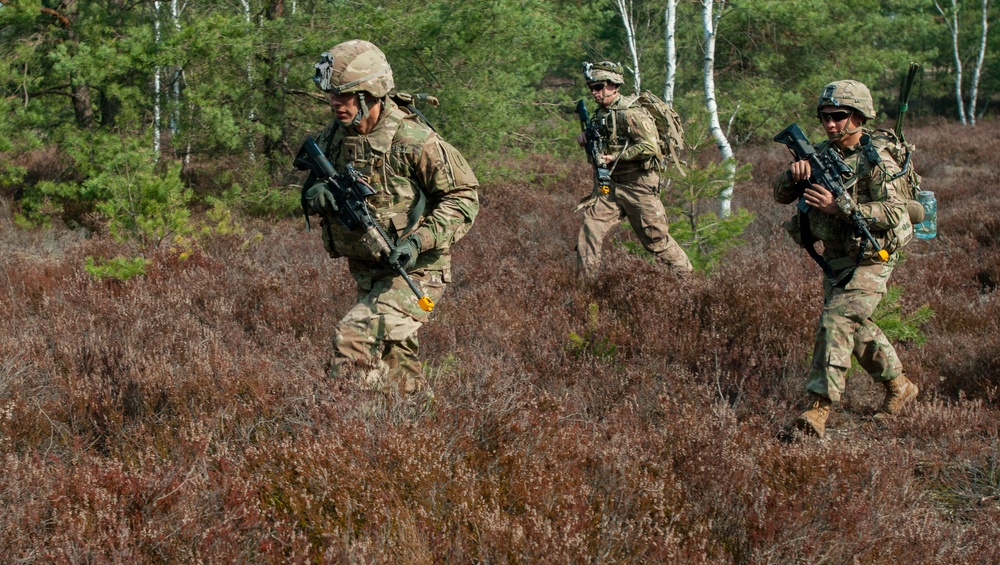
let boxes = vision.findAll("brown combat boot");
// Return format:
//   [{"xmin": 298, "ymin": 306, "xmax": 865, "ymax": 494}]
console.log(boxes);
[
  {"xmin": 795, "ymin": 394, "xmax": 832, "ymax": 439},
  {"xmin": 874, "ymin": 374, "xmax": 919, "ymax": 420}
]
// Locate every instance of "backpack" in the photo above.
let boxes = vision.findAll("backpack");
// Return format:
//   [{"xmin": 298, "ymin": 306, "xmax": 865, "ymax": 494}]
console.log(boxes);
[
  {"xmin": 862, "ymin": 128, "xmax": 923, "ymax": 251},
  {"xmin": 623, "ymin": 91, "xmax": 687, "ymax": 175}
]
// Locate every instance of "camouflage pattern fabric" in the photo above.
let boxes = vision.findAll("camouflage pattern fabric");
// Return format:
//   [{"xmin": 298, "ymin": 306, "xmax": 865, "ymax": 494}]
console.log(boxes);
[
  {"xmin": 576, "ymin": 94, "xmax": 692, "ymax": 277},
  {"xmin": 773, "ymin": 129, "xmax": 910, "ymax": 402},
  {"xmin": 774, "ymin": 133, "xmax": 910, "ymax": 266},
  {"xmin": 330, "ymin": 269, "xmax": 447, "ymax": 394},
  {"xmin": 316, "ymin": 98, "xmax": 479, "ymax": 391},
  {"xmin": 805, "ymin": 262, "xmax": 904, "ymax": 402}
]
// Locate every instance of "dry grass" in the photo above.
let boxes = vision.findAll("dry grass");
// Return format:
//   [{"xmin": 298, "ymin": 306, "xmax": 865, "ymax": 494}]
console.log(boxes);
[{"xmin": 1, "ymin": 120, "xmax": 998, "ymax": 563}]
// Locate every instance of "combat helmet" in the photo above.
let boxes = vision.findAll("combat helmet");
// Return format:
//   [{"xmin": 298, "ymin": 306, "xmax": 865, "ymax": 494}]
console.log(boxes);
[
  {"xmin": 314, "ymin": 40, "xmax": 394, "ymax": 126},
  {"xmin": 314, "ymin": 39, "xmax": 394, "ymax": 97},
  {"xmin": 583, "ymin": 61, "xmax": 625, "ymax": 86},
  {"xmin": 817, "ymin": 80, "xmax": 876, "ymax": 120}
]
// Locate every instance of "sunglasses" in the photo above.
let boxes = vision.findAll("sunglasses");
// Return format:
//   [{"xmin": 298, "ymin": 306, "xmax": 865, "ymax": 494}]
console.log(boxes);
[
  {"xmin": 818, "ymin": 110, "xmax": 852, "ymax": 123},
  {"xmin": 588, "ymin": 82, "xmax": 607, "ymax": 92}
]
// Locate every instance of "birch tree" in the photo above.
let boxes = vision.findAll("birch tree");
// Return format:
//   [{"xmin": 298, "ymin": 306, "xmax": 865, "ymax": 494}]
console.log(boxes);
[
  {"xmin": 664, "ymin": 0, "xmax": 678, "ymax": 106},
  {"xmin": 967, "ymin": 0, "xmax": 989, "ymax": 125},
  {"xmin": 153, "ymin": 0, "xmax": 162, "ymax": 158},
  {"xmin": 935, "ymin": 0, "xmax": 990, "ymax": 125},
  {"xmin": 612, "ymin": 0, "xmax": 642, "ymax": 92},
  {"xmin": 936, "ymin": 0, "xmax": 967, "ymax": 124},
  {"xmin": 702, "ymin": 0, "xmax": 735, "ymax": 217}
]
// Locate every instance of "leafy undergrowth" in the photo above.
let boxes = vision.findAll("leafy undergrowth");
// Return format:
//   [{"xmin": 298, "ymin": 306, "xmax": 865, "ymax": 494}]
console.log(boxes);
[{"xmin": 1, "ymin": 121, "xmax": 999, "ymax": 562}]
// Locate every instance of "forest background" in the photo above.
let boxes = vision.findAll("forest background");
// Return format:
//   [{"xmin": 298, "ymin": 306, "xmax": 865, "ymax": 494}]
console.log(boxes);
[{"xmin": 2, "ymin": 0, "xmax": 1000, "ymax": 562}]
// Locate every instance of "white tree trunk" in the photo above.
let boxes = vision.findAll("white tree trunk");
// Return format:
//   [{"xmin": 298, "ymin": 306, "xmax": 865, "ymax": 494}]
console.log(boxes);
[
  {"xmin": 702, "ymin": 0, "xmax": 735, "ymax": 218},
  {"xmin": 613, "ymin": 0, "xmax": 642, "ymax": 92},
  {"xmin": 153, "ymin": 0, "xmax": 162, "ymax": 159},
  {"xmin": 936, "ymin": 0, "xmax": 967, "ymax": 125},
  {"xmin": 664, "ymin": 0, "xmax": 677, "ymax": 106},
  {"xmin": 241, "ymin": 0, "xmax": 256, "ymax": 161},
  {"xmin": 967, "ymin": 0, "xmax": 989, "ymax": 125}
]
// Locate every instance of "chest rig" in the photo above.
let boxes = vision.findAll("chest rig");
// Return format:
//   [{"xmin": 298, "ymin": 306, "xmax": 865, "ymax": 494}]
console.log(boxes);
[
  {"xmin": 318, "ymin": 106, "xmax": 426, "ymax": 238},
  {"xmin": 593, "ymin": 106, "xmax": 629, "ymax": 155}
]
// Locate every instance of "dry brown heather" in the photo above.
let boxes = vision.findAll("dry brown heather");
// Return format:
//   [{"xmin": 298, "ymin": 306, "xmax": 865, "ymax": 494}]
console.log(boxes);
[{"xmin": 1, "ymin": 120, "xmax": 999, "ymax": 562}]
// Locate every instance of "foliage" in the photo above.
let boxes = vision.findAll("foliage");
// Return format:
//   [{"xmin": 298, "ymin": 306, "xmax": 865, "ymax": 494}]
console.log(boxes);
[
  {"xmin": 83, "ymin": 255, "xmax": 149, "ymax": 281},
  {"xmin": 94, "ymin": 158, "xmax": 193, "ymax": 249},
  {"xmin": 567, "ymin": 302, "xmax": 618, "ymax": 359},
  {"xmin": 661, "ymin": 159, "xmax": 755, "ymax": 273},
  {"xmin": 0, "ymin": 122, "xmax": 999, "ymax": 561},
  {"xmin": 873, "ymin": 283, "xmax": 935, "ymax": 346}
]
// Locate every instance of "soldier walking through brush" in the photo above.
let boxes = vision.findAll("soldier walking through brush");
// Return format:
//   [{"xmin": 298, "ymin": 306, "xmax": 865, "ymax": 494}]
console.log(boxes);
[
  {"xmin": 574, "ymin": 61, "xmax": 692, "ymax": 279},
  {"xmin": 773, "ymin": 80, "xmax": 919, "ymax": 438},
  {"xmin": 299, "ymin": 40, "xmax": 479, "ymax": 400}
]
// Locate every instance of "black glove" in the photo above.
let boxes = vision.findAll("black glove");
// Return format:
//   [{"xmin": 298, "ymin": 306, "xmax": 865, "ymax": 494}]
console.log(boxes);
[
  {"xmin": 304, "ymin": 181, "xmax": 338, "ymax": 215},
  {"xmin": 388, "ymin": 234, "xmax": 421, "ymax": 271}
]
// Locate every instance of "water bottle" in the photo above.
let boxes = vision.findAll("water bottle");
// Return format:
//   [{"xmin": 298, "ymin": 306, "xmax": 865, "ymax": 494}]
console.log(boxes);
[{"xmin": 915, "ymin": 190, "xmax": 937, "ymax": 239}]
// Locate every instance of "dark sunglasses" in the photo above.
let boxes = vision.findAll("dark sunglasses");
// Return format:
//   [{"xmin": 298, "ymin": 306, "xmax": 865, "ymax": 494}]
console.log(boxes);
[
  {"xmin": 588, "ymin": 82, "xmax": 607, "ymax": 92},
  {"xmin": 818, "ymin": 110, "xmax": 852, "ymax": 123}
]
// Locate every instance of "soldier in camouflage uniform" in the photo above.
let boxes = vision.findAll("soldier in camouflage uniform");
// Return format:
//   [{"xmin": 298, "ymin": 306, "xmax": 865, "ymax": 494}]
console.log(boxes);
[
  {"xmin": 305, "ymin": 40, "xmax": 479, "ymax": 395},
  {"xmin": 774, "ymin": 80, "xmax": 919, "ymax": 438},
  {"xmin": 575, "ymin": 61, "xmax": 692, "ymax": 278}
]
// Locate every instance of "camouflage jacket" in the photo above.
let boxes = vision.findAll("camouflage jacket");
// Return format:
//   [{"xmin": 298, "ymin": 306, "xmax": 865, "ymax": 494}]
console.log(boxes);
[
  {"xmin": 593, "ymin": 94, "xmax": 660, "ymax": 182},
  {"xmin": 773, "ymin": 131, "xmax": 910, "ymax": 271},
  {"xmin": 315, "ymin": 98, "xmax": 479, "ymax": 284}
]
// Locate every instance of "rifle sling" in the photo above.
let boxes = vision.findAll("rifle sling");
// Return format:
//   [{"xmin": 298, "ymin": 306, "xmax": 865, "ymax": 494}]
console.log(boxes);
[{"xmin": 798, "ymin": 210, "xmax": 858, "ymax": 288}]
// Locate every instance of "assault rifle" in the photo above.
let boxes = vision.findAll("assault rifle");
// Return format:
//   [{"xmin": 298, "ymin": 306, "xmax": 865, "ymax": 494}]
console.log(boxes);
[
  {"xmin": 576, "ymin": 99, "xmax": 611, "ymax": 196},
  {"xmin": 773, "ymin": 123, "xmax": 889, "ymax": 280},
  {"xmin": 294, "ymin": 137, "xmax": 434, "ymax": 312}
]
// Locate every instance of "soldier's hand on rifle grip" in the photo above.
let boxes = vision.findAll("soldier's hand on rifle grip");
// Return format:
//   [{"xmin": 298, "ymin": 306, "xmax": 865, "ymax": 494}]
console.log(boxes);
[
  {"xmin": 789, "ymin": 160, "xmax": 812, "ymax": 184},
  {"xmin": 576, "ymin": 132, "xmax": 587, "ymax": 147}
]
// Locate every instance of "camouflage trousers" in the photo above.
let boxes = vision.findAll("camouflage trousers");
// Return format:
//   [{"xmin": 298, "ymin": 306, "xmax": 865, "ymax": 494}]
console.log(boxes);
[
  {"xmin": 330, "ymin": 270, "xmax": 446, "ymax": 394},
  {"xmin": 576, "ymin": 180, "xmax": 692, "ymax": 277},
  {"xmin": 805, "ymin": 266, "xmax": 903, "ymax": 402}
]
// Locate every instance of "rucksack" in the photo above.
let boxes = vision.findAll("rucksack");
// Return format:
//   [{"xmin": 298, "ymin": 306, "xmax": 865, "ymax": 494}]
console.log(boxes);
[
  {"xmin": 623, "ymin": 91, "xmax": 687, "ymax": 175},
  {"xmin": 861, "ymin": 128, "xmax": 923, "ymax": 251}
]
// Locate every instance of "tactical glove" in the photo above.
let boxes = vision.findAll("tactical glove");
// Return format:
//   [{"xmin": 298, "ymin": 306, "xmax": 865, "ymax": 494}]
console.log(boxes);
[
  {"xmin": 389, "ymin": 234, "xmax": 421, "ymax": 271},
  {"xmin": 304, "ymin": 181, "xmax": 339, "ymax": 215}
]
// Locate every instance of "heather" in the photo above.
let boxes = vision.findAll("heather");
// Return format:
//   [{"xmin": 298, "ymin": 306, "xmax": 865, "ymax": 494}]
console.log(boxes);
[{"xmin": 1, "ymin": 120, "xmax": 999, "ymax": 562}]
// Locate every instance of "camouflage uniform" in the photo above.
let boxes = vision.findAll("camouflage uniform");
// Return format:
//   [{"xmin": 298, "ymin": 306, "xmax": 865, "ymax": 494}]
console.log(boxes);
[
  {"xmin": 774, "ymin": 131, "xmax": 910, "ymax": 403},
  {"xmin": 576, "ymin": 66, "xmax": 692, "ymax": 278},
  {"xmin": 308, "ymin": 41, "xmax": 479, "ymax": 393}
]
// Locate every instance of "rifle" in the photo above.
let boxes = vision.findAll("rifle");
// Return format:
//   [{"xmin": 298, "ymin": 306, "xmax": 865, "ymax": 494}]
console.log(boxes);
[
  {"xmin": 773, "ymin": 123, "xmax": 889, "ymax": 281},
  {"xmin": 294, "ymin": 137, "xmax": 435, "ymax": 312},
  {"xmin": 576, "ymin": 99, "xmax": 612, "ymax": 196}
]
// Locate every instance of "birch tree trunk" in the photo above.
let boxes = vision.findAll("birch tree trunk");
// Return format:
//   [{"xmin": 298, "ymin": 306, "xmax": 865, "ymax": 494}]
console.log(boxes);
[
  {"xmin": 613, "ymin": 0, "xmax": 642, "ymax": 92},
  {"xmin": 241, "ymin": 0, "xmax": 256, "ymax": 161},
  {"xmin": 702, "ymin": 0, "xmax": 735, "ymax": 217},
  {"xmin": 153, "ymin": 0, "xmax": 162, "ymax": 159},
  {"xmin": 936, "ymin": 0, "xmax": 967, "ymax": 125},
  {"xmin": 664, "ymin": 0, "xmax": 678, "ymax": 106},
  {"xmin": 967, "ymin": 0, "xmax": 989, "ymax": 125}
]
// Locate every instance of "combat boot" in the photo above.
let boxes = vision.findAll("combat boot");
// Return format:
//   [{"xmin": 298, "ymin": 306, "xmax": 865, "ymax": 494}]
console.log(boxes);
[
  {"xmin": 795, "ymin": 393, "xmax": 832, "ymax": 439},
  {"xmin": 874, "ymin": 373, "xmax": 919, "ymax": 420}
]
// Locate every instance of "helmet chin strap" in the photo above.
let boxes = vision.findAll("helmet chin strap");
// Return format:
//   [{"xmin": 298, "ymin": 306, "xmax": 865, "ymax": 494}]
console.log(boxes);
[
  {"xmin": 828, "ymin": 110, "xmax": 863, "ymax": 141},
  {"xmin": 351, "ymin": 92, "xmax": 369, "ymax": 127}
]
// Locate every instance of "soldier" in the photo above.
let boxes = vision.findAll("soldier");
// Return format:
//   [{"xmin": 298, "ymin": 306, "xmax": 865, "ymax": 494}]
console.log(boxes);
[
  {"xmin": 305, "ymin": 40, "xmax": 479, "ymax": 397},
  {"xmin": 575, "ymin": 61, "xmax": 692, "ymax": 278},
  {"xmin": 774, "ymin": 80, "xmax": 919, "ymax": 438}
]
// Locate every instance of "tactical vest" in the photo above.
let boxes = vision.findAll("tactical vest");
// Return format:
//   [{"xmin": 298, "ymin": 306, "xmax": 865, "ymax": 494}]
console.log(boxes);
[
  {"xmin": 592, "ymin": 97, "xmax": 651, "ymax": 176},
  {"xmin": 316, "ymin": 100, "xmax": 428, "ymax": 261}
]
